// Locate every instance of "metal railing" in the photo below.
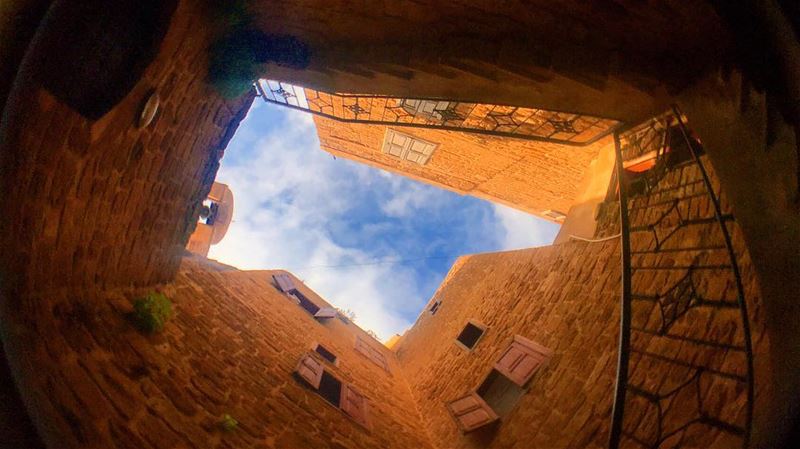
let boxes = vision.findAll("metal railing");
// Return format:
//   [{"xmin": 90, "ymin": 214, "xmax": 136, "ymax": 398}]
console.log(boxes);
[
  {"xmin": 609, "ymin": 107, "xmax": 754, "ymax": 448},
  {"xmin": 253, "ymin": 79, "xmax": 619, "ymax": 146}
]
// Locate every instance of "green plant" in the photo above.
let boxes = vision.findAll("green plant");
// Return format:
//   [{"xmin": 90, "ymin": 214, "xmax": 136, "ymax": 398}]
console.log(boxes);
[
  {"xmin": 220, "ymin": 413, "xmax": 238, "ymax": 432},
  {"xmin": 132, "ymin": 292, "xmax": 173, "ymax": 333}
]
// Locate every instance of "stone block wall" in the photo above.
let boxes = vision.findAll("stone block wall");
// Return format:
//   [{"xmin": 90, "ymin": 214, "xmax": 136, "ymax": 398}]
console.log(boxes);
[
  {"xmin": 255, "ymin": 0, "xmax": 734, "ymax": 122},
  {"xmin": 610, "ymin": 158, "xmax": 770, "ymax": 448},
  {"xmin": 315, "ymin": 116, "xmax": 603, "ymax": 219},
  {"xmin": 395, "ymin": 241, "xmax": 623, "ymax": 449},
  {"xmin": 5, "ymin": 255, "xmax": 434, "ymax": 449},
  {"xmin": 391, "ymin": 153, "xmax": 768, "ymax": 449},
  {"xmin": 0, "ymin": 0, "xmax": 255, "ymax": 302}
]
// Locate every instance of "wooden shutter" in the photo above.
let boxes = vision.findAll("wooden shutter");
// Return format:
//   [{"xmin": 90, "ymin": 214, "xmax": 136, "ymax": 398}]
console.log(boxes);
[
  {"xmin": 286, "ymin": 292, "xmax": 301, "ymax": 305},
  {"xmin": 295, "ymin": 353, "xmax": 324, "ymax": 389},
  {"xmin": 273, "ymin": 273, "xmax": 296, "ymax": 293},
  {"xmin": 494, "ymin": 336, "xmax": 552, "ymax": 387},
  {"xmin": 446, "ymin": 392, "xmax": 498, "ymax": 433},
  {"xmin": 355, "ymin": 337, "xmax": 389, "ymax": 372},
  {"xmin": 314, "ymin": 307, "xmax": 337, "ymax": 319},
  {"xmin": 341, "ymin": 384, "xmax": 369, "ymax": 428}
]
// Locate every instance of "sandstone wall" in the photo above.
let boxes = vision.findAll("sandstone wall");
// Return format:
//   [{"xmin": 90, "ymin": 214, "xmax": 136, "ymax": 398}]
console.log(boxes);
[
  {"xmin": 3, "ymin": 255, "xmax": 434, "ymax": 449},
  {"xmin": 0, "ymin": 0, "xmax": 255, "ymax": 302},
  {"xmin": 315, "ymin": 116, "xmax": 604, "ymax": 219},
  {"xmin": 396, "ymin": 241, "xmax": 622, "ymax": 449},
  {"xmin": 393, "ymin": 154, "xmax": 769, "ymax": 449},
  {"xmin": 256, "ymin": 0, "xmax": 733, "ymax": 122},
  {"xmin": 0, "ymin": 1, "xmax": 254, "ymax": 444}
]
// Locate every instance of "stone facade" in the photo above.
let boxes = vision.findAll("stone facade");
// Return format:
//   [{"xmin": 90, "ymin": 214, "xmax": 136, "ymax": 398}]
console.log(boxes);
[
  {"xmin": 397, "ymin": 241, "xmax": 622, "ymax": 448},
  {"xmin": 0, "ymin": 254, "xmax": 434, "ymax": 448},
  {"xmin": 0, "ymin": 0, "xmax": 780, "ymax": 447},
  {"xmin": 254, "ymin": 0, "xmax": 734, "ymax": 122},
  {"xmin": 314, "ymin": 116, "xmax": 606, "ymax": 220},
  {"xmin": 0, "ymin": 0, "xmax": 254, "ymax": 301},
  {"xmin": 392, "ymin": 155, "xmax": 768, "ymax": 449}
]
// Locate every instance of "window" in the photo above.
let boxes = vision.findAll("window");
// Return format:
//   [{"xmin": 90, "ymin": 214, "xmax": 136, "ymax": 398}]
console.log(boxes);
[
  {"xmin": 476, "ymin": 370, "xmax": 525, "ymax": 417},
  {"xmin": 446, "ymin": 392, "xmax": 499, "ymax": 433},
  {"xmin": 314, "ymin": 344, "xmax": 337, "ymax": 364},
  {"xmin": 493, "ymin": 335, "xmax": 551, "ymax": 387},
  {"xmin": 429, "ymin": 300, "xmax": 441, "ymax": 315},
  {"xmin": 281, "ymin": 283, "xmax": 336, "ymax": 321},
  {"xmin": 381, "ymin": 129, "xmax": 437, "ymax": 165},
  {"xmin": 318, "ymin": 371, "xmax": 342, "ymax": 407},
  {"xmin": 294, "ymin": 353, "xmax": 370, "ymax": 429},
  {"xmin": 446, "ymin": 336, "xmax": 551, "ymax": 433},
  {"xmin": 198, "ymin": 199, "xmax": 219, "ymax": 225},
  {"xmin": 314, "ymin": 307, "xmax": 337, "ymax": 319},
  {"xmin": 455, "ymin": 321, "xmax": 486, "ymax": 351},
  {"xmin": 341, "ymin": 384, "xmax": 370, "ymax": 428},
  {"xmin": 272, "ymin": 273, "xmax": 297, "ymax": 293},
  {"xmin": 289, "ymin": 290, "xmax": 320, "ymax": 316},
  {"xmin": 400, "ymin": 99, "xmax": 459, "ymax": 121},
  {"xmin": 354, "ymin": 336, "xmax": 390, "ymax": 372}
]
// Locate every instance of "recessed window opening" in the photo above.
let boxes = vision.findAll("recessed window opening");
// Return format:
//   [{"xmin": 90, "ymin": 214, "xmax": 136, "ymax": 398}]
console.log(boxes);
[
  {"xmin": 476, "ymin": 369, "xmax": 525, "ymax": 417},
  {"xmin": 381, "ymin": 128, "xmax": 438, "ymax": 165},
  {"xmin": 198, "ymin": 199, "xmax": 219, "ymax": 225},
  {"xmin": 293, "ymin": 291, "xmax": 321, "ymax": 316},
  {"xmin": 318, "ymin": 371, "xmax": 342, "ymax": 407},
  {"xmin": 430, "ymin": 300, "xmax": 441, "ymax": 315},
  {"xmin": 456, "ymin": 321, "xmax": 486, "ymax": 350},
  {"xmin": 400, "ymin": 99, "xmax": 457, "ymax": 121},
  {"xmin": 354, "ymin": 336, "xmax": 390, "ymax": 372},
  {"xmin": 315, "ymin": 344, "xmax": 337, "ymax": 364}
]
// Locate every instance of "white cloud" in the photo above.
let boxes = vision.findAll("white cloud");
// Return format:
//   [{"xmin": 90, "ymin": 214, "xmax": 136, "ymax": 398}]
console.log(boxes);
[
  {"xmin": 209, "ymin": 105, "xmax": 559, "ymax": 341},
  {"xmin": 209, "ymin": 107, "xmax": 431, "ymax": 341},
  {"xmin": 491, "ymin": 204, "xmax": 559, "ymax": 250}
]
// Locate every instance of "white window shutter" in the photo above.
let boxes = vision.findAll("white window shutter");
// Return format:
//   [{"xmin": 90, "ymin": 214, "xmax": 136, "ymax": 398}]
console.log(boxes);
[
  {"xmin": 314, "ymin": 307, "xmax": 337, "ymax": 319},
  {"xmin": 381, "ymin": 129, "xmax": 438, "ymax": 165}
]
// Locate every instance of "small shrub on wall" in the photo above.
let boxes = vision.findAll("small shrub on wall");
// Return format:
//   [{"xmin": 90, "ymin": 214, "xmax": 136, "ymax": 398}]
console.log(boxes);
[
  {"xmin": 132, "ymin": 292, "xmax": 173, "ymax": 333},
  {"xmin": 220, "ymin": 414, "xmax": 238, "ymax": 432}
]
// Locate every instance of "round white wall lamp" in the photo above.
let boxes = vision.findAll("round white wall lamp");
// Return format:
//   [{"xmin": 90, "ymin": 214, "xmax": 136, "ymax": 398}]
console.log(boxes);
[{"xmin": 138, "ymin": 91, "xmax": 160, "ymax": 128}]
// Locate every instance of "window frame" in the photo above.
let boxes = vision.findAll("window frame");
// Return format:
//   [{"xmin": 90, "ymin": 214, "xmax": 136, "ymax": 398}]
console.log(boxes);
[
  {"xmin": 294, "ymin": 352, "xmax": 371, "ymax": 430},
  {"xmin": 311, "ymin": 342, "xmax": 339, "ymax": 366},
  {"xmin": 493, "ymin": 335, "xmax": 552, "ymax": 387},
  {"xmin": 354, "ymin": 336, "xmax": 390, "ymax": 373},
  {"xmin": 445, "ymin": 391, "xmax": 499, "ymax": 434},
  {"xmin": 475, "ymin": 368, "xmax": 526, "ymax": 419},
  {"xmin": 454, "ymin": 320, "xmax": 488, "ymax": 352},
  {"xmin": 381, "ymin": 128, "xmax": 438, "ymax": 165}
]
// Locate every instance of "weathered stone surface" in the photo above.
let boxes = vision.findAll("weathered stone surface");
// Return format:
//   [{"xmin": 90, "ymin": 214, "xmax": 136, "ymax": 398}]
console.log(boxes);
[
  {"xmin": 315, "ymin": 116, "xmax": 606, "ymax": 220},
  {"xmin": 0, "ymin": 0, "xmax": 255, "ymax": 302}
]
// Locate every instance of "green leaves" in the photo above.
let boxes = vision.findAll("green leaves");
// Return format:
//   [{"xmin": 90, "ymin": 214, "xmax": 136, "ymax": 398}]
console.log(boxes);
[
  {"xmin": 132, "ymin": 292, "xmax": 173, "ymax": 333},
  {"xmin": 220, "ymin": 414, "xmax": 238, "ymax": 432}
]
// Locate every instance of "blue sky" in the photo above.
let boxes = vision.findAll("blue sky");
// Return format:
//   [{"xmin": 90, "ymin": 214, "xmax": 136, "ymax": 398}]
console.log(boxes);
[{"xmin": 208, "ymin": 101, "xmax": 560, "ymax": 340}]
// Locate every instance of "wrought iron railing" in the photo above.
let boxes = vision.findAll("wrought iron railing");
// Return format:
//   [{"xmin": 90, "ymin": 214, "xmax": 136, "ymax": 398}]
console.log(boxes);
[
  {"xmin": 253, "ymin": 79, "xmax": 619, "ymax": 146},
  {"xmin": 609, "ymin": 107, "xmax": 754, "ymax": 448}
]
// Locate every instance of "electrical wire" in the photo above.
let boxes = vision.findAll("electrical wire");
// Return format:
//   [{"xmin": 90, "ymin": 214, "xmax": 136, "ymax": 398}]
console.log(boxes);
[{"xmin": 290, "ymin": 255, "xmax": 457, "ymax": 271}]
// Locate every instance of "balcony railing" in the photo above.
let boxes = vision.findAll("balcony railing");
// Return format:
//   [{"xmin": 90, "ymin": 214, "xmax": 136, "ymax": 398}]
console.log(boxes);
[
  {"xmin": 253, "ymin": 79, "xmax": 619, "ymax": 146},
  {"xmin": 608, "ymin": 107, "xmax": 754, "ymax": 448}
]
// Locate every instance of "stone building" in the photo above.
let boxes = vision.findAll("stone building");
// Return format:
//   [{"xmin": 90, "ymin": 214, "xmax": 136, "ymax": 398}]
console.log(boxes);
[
  {"xmin": 185, "ymin": 182, "xmax": 234, "ymax": 257},
  {"xmin": 0, "ymin": 1, "xmax": 798, "ymax": 449},
  {"xmin": 313, "ymin": 115, "xmax": 608, "ymax": 223}
]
